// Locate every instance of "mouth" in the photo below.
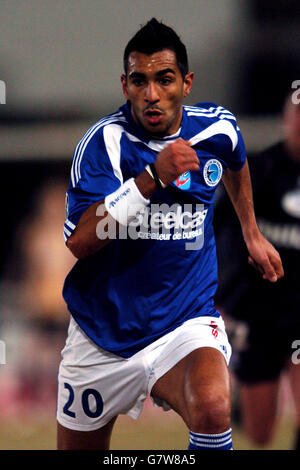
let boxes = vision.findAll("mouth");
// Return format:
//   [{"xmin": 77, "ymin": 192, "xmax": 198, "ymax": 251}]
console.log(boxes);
[{"xmin": 144, "ymin": 108, "xmax": 163, "ymax": 126}]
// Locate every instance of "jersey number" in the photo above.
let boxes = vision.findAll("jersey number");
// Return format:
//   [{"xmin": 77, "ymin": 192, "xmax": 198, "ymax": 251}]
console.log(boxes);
[{"xmin": 63, "ymin": 382, "xmax": 103, "ymax": 418}]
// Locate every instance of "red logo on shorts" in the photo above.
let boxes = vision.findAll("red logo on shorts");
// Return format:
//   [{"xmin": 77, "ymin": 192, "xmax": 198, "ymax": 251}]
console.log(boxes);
[{"xmin": 210, "ymin": 320, "xmax": 218, "ymax": 338}]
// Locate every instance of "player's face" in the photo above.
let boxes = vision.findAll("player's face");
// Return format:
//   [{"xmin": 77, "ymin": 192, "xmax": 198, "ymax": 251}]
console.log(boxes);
[{"xmin": 121, "ymin": 50, "xmax": 194, "ymax": 137}]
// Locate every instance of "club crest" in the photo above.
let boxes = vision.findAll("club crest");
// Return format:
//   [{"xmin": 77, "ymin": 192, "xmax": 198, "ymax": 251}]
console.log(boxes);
[{"xmin": 203, "ymin": 159, "xmax": 223, "ymax": 187}]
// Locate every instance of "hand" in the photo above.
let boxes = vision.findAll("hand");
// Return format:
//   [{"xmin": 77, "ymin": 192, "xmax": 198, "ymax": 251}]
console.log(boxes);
[
  {"xmin": 245, "ymin": 231, "xmax": 284, "ymax": 282},
  {"xmin": 154, "ymin": 138, "xmax": 200, "ymax": 185}
]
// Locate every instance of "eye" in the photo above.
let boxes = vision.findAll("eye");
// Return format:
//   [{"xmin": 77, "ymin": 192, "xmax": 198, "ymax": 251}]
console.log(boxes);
[
  {"xmin": 132, "ymin": 78, "xmax": 145, "ymax": 87},
  {"xmin": 159, "ymin": 77, "xmax": 173, "ymax": 85}
]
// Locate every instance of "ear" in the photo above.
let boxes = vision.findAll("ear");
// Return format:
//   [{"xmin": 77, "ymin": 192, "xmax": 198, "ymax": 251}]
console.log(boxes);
[
  {"xmin": 183, "ymin": 72, "xmax": 194, "ymax": 98},
  {"xmin": 121, "ymin": 74, "xmax": 129, "ymax": 99}
]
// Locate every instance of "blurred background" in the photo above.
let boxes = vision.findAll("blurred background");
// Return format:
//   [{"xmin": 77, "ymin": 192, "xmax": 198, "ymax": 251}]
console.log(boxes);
[{"xmin": 0, "ymin": 0, "xmax": 299, "ymax": 449}]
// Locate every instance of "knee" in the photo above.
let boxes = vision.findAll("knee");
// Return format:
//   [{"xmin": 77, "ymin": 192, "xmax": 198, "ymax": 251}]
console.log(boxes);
[{"xmin": 185, "ymin": 387, "xmax": 231, "ymax": 433}]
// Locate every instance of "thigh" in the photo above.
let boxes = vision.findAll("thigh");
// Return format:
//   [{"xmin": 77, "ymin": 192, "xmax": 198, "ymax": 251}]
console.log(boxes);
[
  {"xmin": 57, "ymin": 318, "xmax": 148, "ymax": 434},
  {"xmin": 57, "ymin": 416, "xmax": 117, "ymax": 450},
  {"xmin": 151, "ymin": 346, "xmax": 231, "ymax": 428}
]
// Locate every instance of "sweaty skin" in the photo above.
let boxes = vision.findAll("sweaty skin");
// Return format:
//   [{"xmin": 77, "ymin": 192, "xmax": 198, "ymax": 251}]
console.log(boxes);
[{"xmin": 121, "ymin": 50, "xmax": 194, "ymax": 137}]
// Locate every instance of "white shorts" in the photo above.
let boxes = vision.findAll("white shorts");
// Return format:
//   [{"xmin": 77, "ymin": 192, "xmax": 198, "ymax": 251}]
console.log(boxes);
[{"xmin": 56, "ymin": 315, "xmax": 231, "ymax": 432}]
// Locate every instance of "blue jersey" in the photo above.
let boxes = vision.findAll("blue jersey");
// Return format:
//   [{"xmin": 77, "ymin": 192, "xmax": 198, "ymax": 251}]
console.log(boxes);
[{"xmin": 63, "ymin": 101, "xmax": 246, "ymax": 358}]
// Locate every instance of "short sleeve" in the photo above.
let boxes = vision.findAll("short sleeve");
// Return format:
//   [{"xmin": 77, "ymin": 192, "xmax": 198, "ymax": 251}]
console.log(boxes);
[
  {"xmin": 217, "ymin": 106, "xmax": 246, "ymax": 171},
  {"xmin": 227, "ymin": 122, "xmax": 247, "ymax": 171},
  {"xmin": 192, "ymin": 102, "xmax": 247, "ymax": 172},
  {"xmin": 64, "ymin": 125, "xmax": 123, "ymax": 242}
]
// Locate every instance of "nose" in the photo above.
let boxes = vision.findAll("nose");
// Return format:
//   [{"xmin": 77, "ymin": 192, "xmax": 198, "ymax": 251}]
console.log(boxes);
[{"xmin": 145, "ymin": 82, "xmax": 159, "ymax": 103}]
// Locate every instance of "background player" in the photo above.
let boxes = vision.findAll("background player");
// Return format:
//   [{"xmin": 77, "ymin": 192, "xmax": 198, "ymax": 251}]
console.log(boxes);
[
  {"xmin": 56, "ymin": 18, "xmax": 283, "ymax": 450},
  {"xmin": 215, "ymin": 92, "xmax": 300, "ymax": 448}
]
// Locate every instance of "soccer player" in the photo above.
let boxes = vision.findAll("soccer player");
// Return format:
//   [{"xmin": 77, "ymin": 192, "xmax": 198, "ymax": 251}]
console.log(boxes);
[{"xmin": 56, "ymin": 18, "xmax": 283, "ymax": 450}]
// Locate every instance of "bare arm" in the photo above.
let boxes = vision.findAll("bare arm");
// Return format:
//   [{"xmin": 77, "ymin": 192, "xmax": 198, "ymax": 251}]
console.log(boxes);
[
  {"xmin": 67, "ymin": 170, "xmax": 156, "ymax": 259},
  {"xmin": 222, "ymin": 161, "xmax": 284, "ymax": 282},
  {"xmin": 67, "ymin": 139, "xmax": 199, "ymax": 259}
]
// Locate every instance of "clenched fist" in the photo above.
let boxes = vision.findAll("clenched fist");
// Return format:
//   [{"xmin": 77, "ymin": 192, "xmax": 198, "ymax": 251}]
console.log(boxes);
[{"xmin": 154, "ymin": 138, "xmax": 200, "ymax": 186}]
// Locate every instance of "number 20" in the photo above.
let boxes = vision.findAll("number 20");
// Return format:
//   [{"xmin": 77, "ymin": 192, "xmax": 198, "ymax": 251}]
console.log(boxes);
[{"xmin": 63, "ymin": 382, "xmax": 104, "ymax": 418}]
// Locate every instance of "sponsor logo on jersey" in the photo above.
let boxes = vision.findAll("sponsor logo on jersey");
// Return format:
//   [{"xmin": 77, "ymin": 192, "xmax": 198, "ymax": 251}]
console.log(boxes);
[
  {"xmin": 174, "ymin": 171, "xmax": 191, "ymax": 190},
  {"xmin": 127, "ymin": 203, "xmax": 207, "ymax": 249},
  {"xmin": 203, "ymin": 159, "xmax": 223, "ymax": 187},
  {"xmin": 134, "ymin": 204, "xmax": 207, "ymax": 232}
]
